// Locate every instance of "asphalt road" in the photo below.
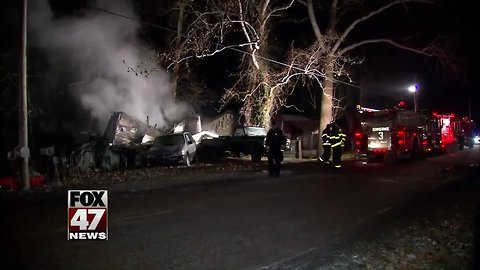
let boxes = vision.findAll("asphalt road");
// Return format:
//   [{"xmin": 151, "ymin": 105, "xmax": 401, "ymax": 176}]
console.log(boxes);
[{"xmin": 2, "ymin": 147, "xmax": 480, "ymax": 270}]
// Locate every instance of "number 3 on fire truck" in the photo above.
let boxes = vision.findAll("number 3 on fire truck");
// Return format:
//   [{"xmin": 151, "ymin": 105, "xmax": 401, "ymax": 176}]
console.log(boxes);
[{"xmin": 378, "ymin": 132, "xmax": 384, "ymax": 140}]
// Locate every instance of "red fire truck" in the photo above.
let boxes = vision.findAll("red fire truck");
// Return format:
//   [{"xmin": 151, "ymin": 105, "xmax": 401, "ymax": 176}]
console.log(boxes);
[
  {"xmin": 354, "ymin": 104, "xmax": 430, "ymax": 163},
  {"xmin": 429, "ymin": 112, "xmax": 456, "ymax": 150},
  {"xmin": 354, "ymin": 104, "xmax": 475, "ymax": 163},
  {"xmin": 429, "ymin": 113, "xmax": 475, "ymax": 150},
  {"xmin": 451, "ymin": 115, "xmax": 476, "ymax": 149}
]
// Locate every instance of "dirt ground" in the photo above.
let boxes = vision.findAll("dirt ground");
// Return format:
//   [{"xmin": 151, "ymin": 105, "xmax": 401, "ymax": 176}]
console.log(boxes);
[{"xmin": 316, "ymin": 176, "xmax": 479, "ymax": 270}]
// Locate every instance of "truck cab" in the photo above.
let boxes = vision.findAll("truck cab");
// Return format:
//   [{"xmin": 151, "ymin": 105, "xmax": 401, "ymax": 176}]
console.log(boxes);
[
  {"xmin": 230, "ymin": 126, "xmax": 267, "ymax": 162},
  {"xmin": 354, "ymin": 106, "xmax": 428, "ymax": 163}
]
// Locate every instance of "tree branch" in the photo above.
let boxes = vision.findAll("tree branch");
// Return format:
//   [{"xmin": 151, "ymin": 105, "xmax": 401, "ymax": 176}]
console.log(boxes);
[
  {"xmin": 307, "ymin": 0, "xmax": 326, "ymax": 51},
  {"xmin": 261, "ymin": 0, "xmax": 270, "ymax": 20},
  {"xmin": 260, "ymin": 0, "xmax": 295, "ymax": 37},
  {"xmin": 266, "ymin": 0, "xmax": 295, "ymax": 20},
  {"xmin": 296, "ymin": 0, "xmax": 307, "ymax": 7},
  {"xmin": 328, "ymin": 0, "xmax": 339, "ymax": 33},
  {"xmin": 237, "ymin": 0, "xmax": 260, "ymax": 69},
  {"xmin": 339, "ymin": 38, "xmax": 432, "ymax": 56},
  {"xmin": 331, "ymin": 0, "xmax": 433, "ymax": 53}
]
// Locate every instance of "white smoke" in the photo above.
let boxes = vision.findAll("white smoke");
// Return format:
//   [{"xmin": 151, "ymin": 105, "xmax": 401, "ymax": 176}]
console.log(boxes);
[{"xmin": 29, "ymin": 0, "xmax": 189, "ymax": 131}]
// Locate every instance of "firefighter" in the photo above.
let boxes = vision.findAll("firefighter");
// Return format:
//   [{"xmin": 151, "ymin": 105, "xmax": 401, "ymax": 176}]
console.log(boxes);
[
  {"xmin": 330, "ymin": 123, "xmax": 346, "ymax": 169},
  {"xmin": 265, "ymin": 120, "xmax": 287, "ymax": 177},
  {"xmin": 319, "ymin": 123, "xmax": 331, "ymax": 163}
]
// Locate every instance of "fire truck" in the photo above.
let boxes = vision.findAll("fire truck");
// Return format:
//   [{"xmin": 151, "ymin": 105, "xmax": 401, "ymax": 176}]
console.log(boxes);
[
  {"xmin": 429, "ymin": 112, "xmax": 456, "ymax": 150},
  {"xmin": 354, "ymin": 104, "xmax": 475, "ymax": 163},
  {"xmin": 429, "ymin": 113, "xmax": 476, "ymax": 150},
  {"xmin": 452, "ymin": 115, "xmax": 476, "ymax": 149},
  {"xmin": 354, "ymin": 104, "xmax": 435, "ymax": 164}
]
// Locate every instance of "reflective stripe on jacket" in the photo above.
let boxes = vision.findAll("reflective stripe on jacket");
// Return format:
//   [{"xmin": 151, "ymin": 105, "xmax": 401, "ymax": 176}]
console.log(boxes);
[
  {"xmin": 339, "ymin": 133, "xmax": 346, "ymax": 147},
  {"xmin": 331, "ymin": 131, "xmax": 346, "ymax": 148},
  {"xmin": 321, "ymin": 133, "xmax": 330, "ymax": 145}
]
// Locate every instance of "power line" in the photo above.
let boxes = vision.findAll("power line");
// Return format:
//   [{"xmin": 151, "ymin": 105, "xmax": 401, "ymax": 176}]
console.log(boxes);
[{"xmin": 88, "ymin": 5, "xmax": 361, "ymax": 89}]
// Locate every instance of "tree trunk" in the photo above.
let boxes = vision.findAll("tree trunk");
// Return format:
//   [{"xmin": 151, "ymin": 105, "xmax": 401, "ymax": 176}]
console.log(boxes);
[
  {"xmin": 247, "ymin": 82, "xmax": 270, "ymax": 127},
  {"xmin": 172, "ymin": 1, "xmax": 186, "ymax": 101},
  {"xmin": 238, "ymin": 7, "xmax": 281, "ymax": 129},
  {"xmin": 172, "ymin": 61, "xmax": 179, "ymax": 101},
  {"xmin": 263, "ymin": 87, "xmax": 275, "ymax": 128},
  {"xmin": 242, "ymin": 58, "xmax": 274, "ymax": 127},
  {"xmin": 317, "ymin": 61, "xmax": 334, "ymax": 157}
]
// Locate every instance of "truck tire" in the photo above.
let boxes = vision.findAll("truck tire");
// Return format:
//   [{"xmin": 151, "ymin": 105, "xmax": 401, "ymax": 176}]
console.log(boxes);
[
  {"xmin": 468, "ymin": 140, "xmax": 474, "ymax": 149},
  {"xmin": 412, "ymin": 140, "xmax": 421, "ymax": 160},
  {"xmin": 183, "ymin": 153, "xmax": 191, "ymax": 166}
]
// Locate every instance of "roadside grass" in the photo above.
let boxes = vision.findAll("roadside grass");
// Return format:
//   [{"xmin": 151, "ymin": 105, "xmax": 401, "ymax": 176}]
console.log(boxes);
[
  {"xmin": 319, "ymin": 184, "xmax": 477, "ymax": 270},
  {"xmin": 62, "ymin": 157, "xmax": 328, "ymax": 188},
  {"xmin": 64, "ymin": 158, "xmax": 267, "ymax": 187}
]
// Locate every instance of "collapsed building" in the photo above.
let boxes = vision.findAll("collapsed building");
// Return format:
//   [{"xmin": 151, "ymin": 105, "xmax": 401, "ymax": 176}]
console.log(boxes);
[
  {"xmin": 74, "ymin": 110, "xmax": 238, "ymax": 173},
  {"xmin": 75, "ymin": 112, "xmax": 163, "ymax": 172}
]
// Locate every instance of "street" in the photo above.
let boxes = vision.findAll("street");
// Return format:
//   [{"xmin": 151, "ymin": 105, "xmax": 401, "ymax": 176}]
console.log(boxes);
[{"xmin": 2, "ymin": 147, "xmax": 480, "ymax": 270}]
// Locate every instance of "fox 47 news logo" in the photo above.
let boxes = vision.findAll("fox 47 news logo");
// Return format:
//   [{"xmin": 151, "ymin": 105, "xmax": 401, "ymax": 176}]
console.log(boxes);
[{"xmin": 68, "ymin": 190, "xmax": 108, "ymax": 240}]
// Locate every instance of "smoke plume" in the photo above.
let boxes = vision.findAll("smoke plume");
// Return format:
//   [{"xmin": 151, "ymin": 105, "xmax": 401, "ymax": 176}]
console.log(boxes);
[{"xmin": 29, "ymin": 0, "xmax": 188, "ymax": 131}]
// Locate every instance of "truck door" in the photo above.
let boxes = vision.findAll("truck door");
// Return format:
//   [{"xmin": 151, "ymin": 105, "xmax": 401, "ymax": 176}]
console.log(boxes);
[
  {"xmin": 185, "ymin": 133, "xmax": 196, "ymax": 158},
  {"xmin": 364, "ymin": 113, "xmax": 392, "ymax": 152},
  {"xmin": 368, "ymin": 126, "xmax": 391, "ymax": 151}
]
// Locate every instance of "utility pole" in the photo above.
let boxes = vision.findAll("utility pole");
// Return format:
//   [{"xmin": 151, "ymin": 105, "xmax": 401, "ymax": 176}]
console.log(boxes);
[
  {"xmin": 414, "ymin": 74, "xmax": 418, "ymax": 113},
  {"xmin": 19, "ymin": 0, "xmax": 30, "ymax": 190}
]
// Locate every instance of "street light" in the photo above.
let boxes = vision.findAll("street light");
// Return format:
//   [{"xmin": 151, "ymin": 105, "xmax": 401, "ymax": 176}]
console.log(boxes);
[{"xmin": 408, "ymin": 84, "xmax": 418, "ymax": 112}]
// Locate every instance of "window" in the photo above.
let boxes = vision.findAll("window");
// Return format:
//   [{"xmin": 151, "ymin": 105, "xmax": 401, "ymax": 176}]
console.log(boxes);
[
  {"xmin": 244, "ymin": 127, "xmax": 267, "ymax": 136},
  {"xmin": 185, "ymin": 134, "xmax": 193, "ymax": 144},
  {"xmin": 153, "ymin": 134, "xmax": 184, "ymax": 146}
]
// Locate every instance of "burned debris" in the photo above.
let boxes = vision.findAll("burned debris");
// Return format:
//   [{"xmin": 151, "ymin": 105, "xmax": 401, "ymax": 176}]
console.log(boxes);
[{"xmin": 3, "ymin": 109, "xmax": 274, "ymax": 187}]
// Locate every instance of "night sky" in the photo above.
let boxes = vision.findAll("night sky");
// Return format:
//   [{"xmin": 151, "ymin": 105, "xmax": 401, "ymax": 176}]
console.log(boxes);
[
  {"xmin": 197, "ymin": 0, "xmax": 478, "ymax": 120},
  {"xmin": 0, "ymin": 0, "xmax": 478, "ymax": 166},
  {"xmin": 357, "ymin": 0, "xmax": 476, "ymax": 117}
]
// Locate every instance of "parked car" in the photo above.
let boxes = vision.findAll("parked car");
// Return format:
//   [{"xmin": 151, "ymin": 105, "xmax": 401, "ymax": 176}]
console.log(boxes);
[
  {"xmin": 146, "ymin": 132, "xmax": 197, "ymax": 166},
  {"xmin": 474, "ymin": 133, "xmax": 480, "ymax": 145}
]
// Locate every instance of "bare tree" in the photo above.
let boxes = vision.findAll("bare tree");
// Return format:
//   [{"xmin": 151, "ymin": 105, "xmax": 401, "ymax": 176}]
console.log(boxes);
[
  {"xmin": 137, "ymin": 0, "xmax": 298, "ymax": 128},
  {"xmin": 293, "ymin": 0, "xmax": 460, "ymax": 156},
  {"xmin": 138, "ymin": 0, "xmax": 456, "ymax": 138},
  {"xmin": 160, "ymin": 0, "xmax": 233, "ymax": 102},
  {"xmin": 133, "ymin": 0, "xmax": 247, "ymax": 103},
  {"xmin": 218, "ymin": 0, "xmax": 296, "ymax": 128}
]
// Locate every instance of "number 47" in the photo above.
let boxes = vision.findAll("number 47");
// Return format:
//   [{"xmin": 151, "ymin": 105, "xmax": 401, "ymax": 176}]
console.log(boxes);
[{"xmin": 71, "ymin": 209, "xmax": 105, "ymax": 230}]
